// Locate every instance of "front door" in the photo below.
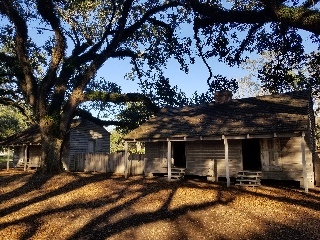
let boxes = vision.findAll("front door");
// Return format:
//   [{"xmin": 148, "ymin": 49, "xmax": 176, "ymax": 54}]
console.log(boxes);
[
  {"xmin": 172, "ymin": 142, "xmax": 186, "ymax": 168},
  {"xmin": 242, "ymin": 139, "xmax": 262, "ymax": 170}
]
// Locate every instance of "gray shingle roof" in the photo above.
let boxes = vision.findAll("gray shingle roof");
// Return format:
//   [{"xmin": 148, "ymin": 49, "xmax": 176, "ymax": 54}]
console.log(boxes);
[
  {"xmin": 124, "ymin": 91, "xmax": 312, "ymax": 141},
  {"xmin": 0, "ymin": 119, "xmax": 100, "ymax": 146}
]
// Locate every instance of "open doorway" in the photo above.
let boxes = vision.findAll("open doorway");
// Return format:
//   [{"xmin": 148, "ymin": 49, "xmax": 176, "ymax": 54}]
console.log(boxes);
[
  {"xmin": 172, "ymin": 142, "xmax": 186, "ymax": 168},
  {"xmin": 242, "ymin": 139, "xmax": 262, "ymax": 170}
]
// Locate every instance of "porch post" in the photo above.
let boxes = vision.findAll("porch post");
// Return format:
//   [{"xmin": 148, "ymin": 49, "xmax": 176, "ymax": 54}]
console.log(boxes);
[
  {"xmin": 301, "ymin": 132, "xmax": 308, "ymax": 193},
  {"xmin": 24, "ymin": 145, "xmax": 28, "ymax": 171},
  {"xmin": 124, "ymin": 141, "xmax": 129, "ymax": 179},
  {"xmin": 6, "ymin": 147, "xmax": 10, "ymax": 171},
  {"xmin": 223, "ymin": 135, "xmax": 230, "ymax": 187},
  {"xmin": 167, "ymin": 140, "xmax": 172, "ymax": 181}
]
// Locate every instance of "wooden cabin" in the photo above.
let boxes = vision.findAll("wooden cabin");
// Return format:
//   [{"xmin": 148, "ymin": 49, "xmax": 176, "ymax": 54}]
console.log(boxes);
[
  {"xmin": 124, "ymin": 90, "xmax": 320, "ymax": 191},
  {"xmin": 0, "ymin": 119, "xmax": 110, "ymax": 171}
]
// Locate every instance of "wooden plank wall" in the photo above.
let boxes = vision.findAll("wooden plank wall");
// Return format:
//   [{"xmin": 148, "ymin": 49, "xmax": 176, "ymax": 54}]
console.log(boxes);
[
  {"xmin": 144, "ymin": 142, "xmax": 168, "ymax": 176},
  {"xmin": 143, "ymin": 140, "xmax": 242, "ymax": 178},
  {"xmin": 263, "ymin": 137, "xmax": 314, "ymax": 187},
  {"xmin": 315, "ymin": 153, "xmax": 320, "ymax": 187},
  {"xmin": 13, "ymin": 146, "xmax": 41, "ymax": 168},
  {"xmin": 68, "ymin": 120, "xmax": 110, "ymax": 170},
  {"xmin": 28, "ymin": 146, "xmax": 41, "ymax": 168},
  {"xmin": 186, "ymin": 140, "xmax": 242, "ymax": 178},
  {"xmin": 13, "ymin": 146, "xmax": 24, "ymax": 167},
  {"xmin": 73, "ymin": 152, "xmax": 145, "ymax": 175}
]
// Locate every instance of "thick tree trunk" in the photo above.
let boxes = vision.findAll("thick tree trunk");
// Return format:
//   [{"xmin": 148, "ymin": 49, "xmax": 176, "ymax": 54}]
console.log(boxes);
[{"xmin": 39, "ymin": 119, "xmax": 64, "ymax": 173}]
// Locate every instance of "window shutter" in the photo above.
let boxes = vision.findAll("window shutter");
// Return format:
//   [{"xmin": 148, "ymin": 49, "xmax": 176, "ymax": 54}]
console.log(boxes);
[
  {"xmin": 260, "ymin": 139, "xmax": 270, "ymax": 171},
  {"xmin": 260, "ymin": 138, "xmax": 282, "ymax": 171}
]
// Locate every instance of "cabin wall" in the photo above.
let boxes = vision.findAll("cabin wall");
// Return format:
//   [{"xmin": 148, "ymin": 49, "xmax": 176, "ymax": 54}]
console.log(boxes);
[
  {"xmin": 262, "ymin": 136, "xmax": 314, "ymax": 188},
  {"xmin": 144, "ymin": 142, "xmax": 167, "ymax": 176},
  {"xmin": 185, "ymin": 140, "xmax": 242, "ymax": 179},
  {"xmin": 68, "ymin": 120, "xmax": 110, "ymax": 171},
  {"xmin": 143, "ymin": 137, "xmax": 315, "ymax": 188},
  {"xmin": 28, "ymin": 146, "xmax": 41, "ymax": 168},
  {"xmin": 13, "ymin": 146, "xmax": 24, "ymax": 167},
  {"xmin": 144, "ymin": 140, "xmax": 242, "ymax": 178},
  {"xmin": 315, "ymin": 152, "xmax": 320, "ymax": 187},
  {"xmin": 13, "ymin": 145, "xmax": 41, "ymax": 168}
]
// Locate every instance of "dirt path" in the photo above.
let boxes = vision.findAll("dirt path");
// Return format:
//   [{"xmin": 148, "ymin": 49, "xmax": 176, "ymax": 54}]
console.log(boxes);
[{"xmin": 0, "ymin": 170, "xmax": 319, "ymax": 240}]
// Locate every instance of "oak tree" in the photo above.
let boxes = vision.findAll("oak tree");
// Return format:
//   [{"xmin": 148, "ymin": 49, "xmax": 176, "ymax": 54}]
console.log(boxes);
[{"xmin": 0, "ymin": 0, "xmax": 190, "ymax": 173}]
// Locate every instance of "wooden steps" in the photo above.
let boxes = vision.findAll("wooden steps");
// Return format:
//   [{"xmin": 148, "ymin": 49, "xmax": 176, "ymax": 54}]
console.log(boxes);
[
  {"xmin": 236, "ymin": 170, "xmax": 262, "ymax": 187},
  {"xmin": 164, "ymin": 167, "xmax": 186, "ymax": 181}
]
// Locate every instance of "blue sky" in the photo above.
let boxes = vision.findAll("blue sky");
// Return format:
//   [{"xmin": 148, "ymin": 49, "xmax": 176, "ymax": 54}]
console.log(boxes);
[
  {"xmin": 102, "ymin": 49, "xmax": 249, "ymax": 98},
  {"xmin": 100, "ymin": 27, "xmax": 317, "ymax": 99},
  {"xmin": 3, "ymin": 8, "xmax": 318, "ymax": 101}
]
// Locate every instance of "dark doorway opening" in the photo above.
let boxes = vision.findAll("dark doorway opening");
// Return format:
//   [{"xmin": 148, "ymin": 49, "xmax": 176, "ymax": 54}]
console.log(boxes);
[
  {"xmin": 242, "ymin": 139, "xmax": 262, "ymax": 170},
  {"xmin": 26, "ymin": 146, "xmax": 30, "ymax": 164},
  {"xmin": 173, "ymin": 142, "xmax": 186, "ymax": 168}
]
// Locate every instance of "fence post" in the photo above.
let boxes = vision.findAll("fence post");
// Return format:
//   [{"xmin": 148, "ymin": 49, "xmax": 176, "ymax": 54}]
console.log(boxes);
[
  {"xmin": 6, "ymin": 147, "xmax": 10, "ymax": 171},
  {"xmin": 124, "ymin": 142, "xmax": 129, "ymax": 178}
]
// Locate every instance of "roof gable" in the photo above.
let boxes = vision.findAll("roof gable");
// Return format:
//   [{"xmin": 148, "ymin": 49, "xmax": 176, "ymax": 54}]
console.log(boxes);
[{"xmin": 0, "ymin": 119, "xmax": 109, "ymax": 146}]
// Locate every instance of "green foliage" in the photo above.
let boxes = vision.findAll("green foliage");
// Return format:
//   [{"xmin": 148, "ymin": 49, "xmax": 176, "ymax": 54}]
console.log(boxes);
[
  {"xmin": 110, "ymin": 129, "xmax": 144, "ymax": 153},
  {"xmin": 192, "ymin": 0, "xmax": 320, "ymax": 97},
  {"xmin": 110, "ymin": 129, "xmax": 125, "ymax": 153},
  {"xmin": 0, "ymin": 105, "xmax": 29, "ymax": 141}
]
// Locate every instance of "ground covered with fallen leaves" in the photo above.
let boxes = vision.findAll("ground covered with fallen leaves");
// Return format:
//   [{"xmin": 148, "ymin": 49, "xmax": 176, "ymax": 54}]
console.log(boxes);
[{"xmin": 0, "ymin": 170, "xmax": 320, "ymax": 240}]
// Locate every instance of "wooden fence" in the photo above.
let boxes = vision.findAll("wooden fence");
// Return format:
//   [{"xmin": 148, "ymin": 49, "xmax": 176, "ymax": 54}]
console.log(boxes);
[{"xmin": 72, "ymin": 152, "xmax": 145, "ymax": 175}]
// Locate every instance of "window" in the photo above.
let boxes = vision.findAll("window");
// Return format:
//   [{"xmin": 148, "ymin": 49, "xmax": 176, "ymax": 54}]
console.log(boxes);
[
  {"xmin": 95, "ymin": 139, "xmax": 102, "ymax": 152},
  {"xmin": 88, "ymin": 140, "xmax": 95, "ymax": 153}
]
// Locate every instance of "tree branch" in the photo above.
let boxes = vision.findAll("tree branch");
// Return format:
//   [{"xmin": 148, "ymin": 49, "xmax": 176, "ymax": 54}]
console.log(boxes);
[
  {"xmin": 1, "ymin": 0, "xmax": 38, "ymax": 106},
  {"xmin": 303, "ymin": 0, "xmax": 320, "ymax": 8},
  {"xmin": 234, "ymin": 23, "xmax": 264, "ymax": 63},
  {"xmin": 36, "ymin": 0, "xmax": 67, "ymax": 116},
  {"xmin": 84, "ymin": 91, "xmax": 159, "ymax": 113},
  {"xmin": 190, "ymin": 0, "xmax": 320, "ymax": 35},
  {"xmin": 147, "ymin": 18, "xmax": 174, "ymax": 40},
  {"xmin": 75, "ymin": 109, "xmax": 127, "ymax": 127},
  {"xmin": 60, "ymin": 1, "xmax": 177, "ymax": 129}
]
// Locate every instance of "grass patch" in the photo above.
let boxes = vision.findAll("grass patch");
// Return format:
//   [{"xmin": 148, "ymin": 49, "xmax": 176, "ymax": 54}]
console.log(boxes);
[{"xmin": 0, "ymin": 155, "xmax": 13, "ymax": 163}]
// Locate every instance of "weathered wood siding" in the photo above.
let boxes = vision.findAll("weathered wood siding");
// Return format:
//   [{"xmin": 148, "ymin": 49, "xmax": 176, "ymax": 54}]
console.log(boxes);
[
  {"xmin": 185, "ymin": 140, "xmax": 242, "ymax": 178},
  {"xmin": 127, "ymin": 153, "xmax": 145, "ymax": 175},
  {"xmin": 13, "ymin": 146, "xmax": 24, "ymax": 167},
  {"xmin": 262, "ymin": 137, "xmax": 314, "ymax": 187},
  {"xmin": 137, "ymin": 136, "xmax": 315, "ymax": 188},
  {"xmin": 13, "ymin": 145, "xmax": 41, "ymax": 168},
  {"xmin": 108, "ymin": 152, "xmax": 125, "ymax": 174},
  {"xmin": 73, "ymin": 152, "xmax": 145, "ymax": 175},
  {"xmin": 28, "ymin": 146, "xmax": 41, "ymax": 168},
  {"xmin": 144, "ymin": 142, "xmax": 167, "ymax": 176},
  {"xmin": 315, "ymin": 152, "xmax": 320, "ymax": 187},
  {"xmin": 144, "ymin": 140, "xmax": 242, "ymax": 178},
  {"xmin": 73, "ymin": 153, "xmax": 108, "ymax": 172},
  {"xmin": 68, "ymin": 120, "xmax": 110, "ymax": 171}
]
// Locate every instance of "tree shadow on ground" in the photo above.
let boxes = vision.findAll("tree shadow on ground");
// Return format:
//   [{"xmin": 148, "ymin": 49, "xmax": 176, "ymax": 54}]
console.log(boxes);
[
  {"xmin": 0, "ymin": 171, "xmax": 319, "ymax": 240},
  {"xmin": 68, "ymin": 180, "xmax": 235, "ymax": 240}
]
